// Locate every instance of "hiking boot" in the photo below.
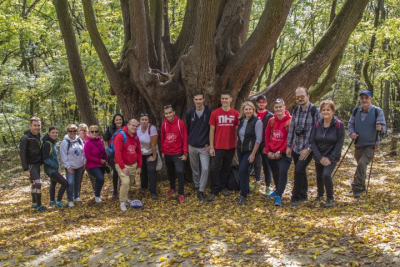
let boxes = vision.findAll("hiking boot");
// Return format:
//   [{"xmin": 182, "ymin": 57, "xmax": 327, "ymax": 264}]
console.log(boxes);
[
  {"xmin": 221, "ymin": 189, "xmax": 230, "ymax": 197},
  {"xmin": 324, "ymin": 199, "xmax": 334, "ymax": 208},
  {"xmin": 112, "ymin": 192, "xmax": 118, "ymax": 198},
  {"xmin": 208, "ymin": 194, "xmax": 216, "ymax": 202},
  {"xmin": 95, "ymin": 197, "xmax": 102, "ymax": 203},
  {"xmin": 151, "ymin": 193, "xmax": 158, "ymax": 200},
  {"xmin": 238, "ymin": 196, "xmax": 246, "ymax": 205},
  {"xmin": 37, "ymin": 205, "xmax": 46, "ymax": 213},
  {"xmin": 290, "ymin": 201, "xmax": 300, "ymax": 207},
  {"xmin": 74, "ymin": 197, "xmax": 82, "ymax": 202},
  {"xmin": 179, "ymin": 195, "xmax": 185, "ymax": 203},
  {"xmin": 353, "ymin": 191, "xmax": 361, "ymax": 198},
  {"xmin": 49, "ymin": 201, "xmax": 56, "ymax": 206},
  {"xmin": 120, "ymin": 202, "xmax": 127, "ymax": 212},
  {"xmin": 314, "ymin": 196, "xmax": 323, "ymax": 202},
  {"xmin": 56, "ymin": 201, "xmax": 67, "ymax": 208},
  {"xmin": 274, "ymin": 196, "xmax": 282, "ymax": 206},
  {"xmin": 166, "ymin": 189, "xmax": 175, "ymax": 197},
  {"xmin": 197, "ymin": 191, "xmax": 206, "ymax": 202},
  {"xmin": 31, "ymin": 204, "xmax": 38, "ymax": 209},
  {"xmin": 267, "ymin": 190, "xmax": 277, "ymax": 198},
  {"xmin": 68, "ymin": 201, "xmax": 75, "ymax": 207},
  {"xmin": 265, "ymin": 187, "xmax": 271, "ymax": 195}
]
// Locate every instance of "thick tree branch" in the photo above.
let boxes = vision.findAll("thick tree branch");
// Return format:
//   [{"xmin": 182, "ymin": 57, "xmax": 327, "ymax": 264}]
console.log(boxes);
[{"xmin": 256, "ymin": 0, "xmax": 369, "ymax": 108}]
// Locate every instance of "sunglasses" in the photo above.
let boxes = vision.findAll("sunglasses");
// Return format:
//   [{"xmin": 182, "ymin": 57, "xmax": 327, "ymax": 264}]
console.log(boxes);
[
  {"xmin": 163, "ymin": 104, "xmax": 172, "ymax": 109},
  {"xmin": 68, "ymin": 130, "xmax": 77, "ymax": 133},
  {"xmin": 90, "ymin": 130, "xmax": 99, "ymax": 134},
  {"xmin": 295, "ymin": 95, "xmax": 306, "ymax": 100},
  {"xmin": 140, "ymin": 113, "xmax": 148, "ymax": 117},
  {"xmin": 274, "ymin": 98, "xmax": 284, "ymax": 104}
]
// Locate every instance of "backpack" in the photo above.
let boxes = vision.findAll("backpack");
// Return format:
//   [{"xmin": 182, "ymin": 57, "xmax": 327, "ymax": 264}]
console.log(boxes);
[
  {"xmin": 66, "ymin": 138, "xmax": 83, "ymax": 155},
  {"xmin": 40, "ymin": 141, "xmax": 53, "ymax": 164},
  {"xmin": 315, "ymin": 120, "xmax": 341, "ymax": 130},
  {"xmin": 293, "ymin": 104, "xmax": 317, "ymax": 123},
  {"xmin": 105, "ymin": 129, "xmax": 128, "ymax": 158},
  {"xmin": 227, "ymin": 164, "xmax": 240, "ymax": 191}
]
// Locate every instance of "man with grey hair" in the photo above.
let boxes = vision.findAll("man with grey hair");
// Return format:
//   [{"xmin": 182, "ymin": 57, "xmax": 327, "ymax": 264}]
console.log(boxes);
[{"xmin": 20, "ymin": 117, "xmax": 46, "ymax": 212}]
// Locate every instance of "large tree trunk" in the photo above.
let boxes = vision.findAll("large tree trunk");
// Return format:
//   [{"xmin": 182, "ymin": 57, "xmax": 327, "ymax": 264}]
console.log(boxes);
[
  {"xmin": 53, "ymin": 0, "xmax": 98, "ymax": 126},
  {"xmin": 256, "ymin": 0, "xmax": 369, "ymax": 109}
]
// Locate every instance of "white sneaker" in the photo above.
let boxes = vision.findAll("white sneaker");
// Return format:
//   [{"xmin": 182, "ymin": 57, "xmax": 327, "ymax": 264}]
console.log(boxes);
[
  {"xmin": 95, "ymin": 197, "xmax": 102, "ymax": 203},
  {"xmin": 126, "ymin": 198, "xmax": 132, "ymax": 204},
  {"xmin": 74, "ymin": 198, "xmax": 82, "ymax": 202},
  {"xmin": 68, "ymin": 201, "xmax": 75, "ymax": 207},
  {"xmin": 120, "ymin": 202, "xmax": 127, "ymax": 212}
]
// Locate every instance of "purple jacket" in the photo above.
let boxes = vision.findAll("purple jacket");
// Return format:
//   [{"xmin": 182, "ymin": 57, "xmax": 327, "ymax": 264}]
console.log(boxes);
[{"xmin": 84, "ymin": 136, "xmax": 107, "ymax": 169}]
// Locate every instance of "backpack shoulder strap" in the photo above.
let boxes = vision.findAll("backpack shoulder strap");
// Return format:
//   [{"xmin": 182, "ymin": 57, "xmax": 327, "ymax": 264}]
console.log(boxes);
[
  {"xmin": 148, "ymin": 124, "xmax": 151, "ymax": 135},
  {"xmin": 311, "ymin": 105, "xmax": 317, "ymax": 117},
  {"xmin": 315, "ymin": 120, "xmax": 319, "ymax": 129},
  {"xmin": 336, "ymin": 120, "xmax": 341, "ymax": 130},
  {"xmin": 352, "ymin": 107, "xmax": 359, "ymax": 118},
  {"xmin": 66, "ymin": 140, "xmax": 71, "ymax": 155}
]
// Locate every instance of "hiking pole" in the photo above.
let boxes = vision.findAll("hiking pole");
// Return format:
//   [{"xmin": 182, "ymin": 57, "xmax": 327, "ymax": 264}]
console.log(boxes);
[
  {"xmin": 331, "ymin": 139, "xmax": 355, "ymax": 179},
  {"xmin": 366, "ymin": 130, "xmax": 380, "ymax": 196}
]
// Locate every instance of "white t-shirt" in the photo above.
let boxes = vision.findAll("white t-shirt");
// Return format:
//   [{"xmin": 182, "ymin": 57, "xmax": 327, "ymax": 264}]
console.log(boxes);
[{"xmin": 137, "ymin": 124, "xmax": 158, "ymax": 155}]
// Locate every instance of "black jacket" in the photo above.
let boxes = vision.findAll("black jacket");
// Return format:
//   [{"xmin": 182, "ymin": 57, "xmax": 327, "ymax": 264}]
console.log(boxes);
[
  {"xmin": 237, "ymin": 115, "xmax": 259, "ymax": 153},
  {"xmin": 19, "ymin": 130, "xmax": 41, "ymax": 171},
  {"xmin": 258, "ymin": 110, "xmax": 273, "ymax": 149},
  {"xmin": 310, "ymin": 116, "xmax": 345, "ymax": 163},
  {"xmin": 186, "ymin": 105, "xmax": 213, "ymax": 147}
]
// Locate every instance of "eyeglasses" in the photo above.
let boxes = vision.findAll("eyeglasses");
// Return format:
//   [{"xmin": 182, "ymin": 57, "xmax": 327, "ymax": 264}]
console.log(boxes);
[
  {"xmin": 90, "ymin": 130, "xmax": 99, "ymax": 134},
  {"xmin": 140, "ymin": 113, "xmax": 148, "ymax": 117},
  {"xmin": 295, "ymin": 95, "xmax": 306, "ymax": 100},
  {"xmin": 68, "ymin": 130, "xmax": 77, "ymax": 133},
  {"xmin": 163, "ymin": 104, "xmax": 172, "ymax": 109},
  {"xmin": 257, "ymin": 101, "xmax": 267, "ymax": 104}
]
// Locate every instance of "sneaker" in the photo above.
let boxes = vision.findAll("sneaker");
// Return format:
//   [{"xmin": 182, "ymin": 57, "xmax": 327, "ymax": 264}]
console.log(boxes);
[
  {"xmin": 126, "ymin": 198, "xmax": 133, "ymax": 204},
  {"xmin": 179, "ymin": 195, "xmax": 185, "ymax": 203},
  {"xmin": 36, "ymin": 205, "xmax": 46, "ymax": 213},
  {"xmin": 314, "ymin": 196, "xmax": 323, "ymax": 202},
  {"xmin": 166, "ymin": 189, "xmax": 175, "ymax": 197},
  {"xmin": 151, "ymin": 193, "xmax": 158, "ymax": 200},
  {"xmin": 254, "ymin": 181, "xmax": 261, "ymax": 187},
  {"xmin": 55, "ymin": 201, "xmax": 67, "ymax": 208},
  {"xmin": 265, "ymin": 187, "xmax": 271, "ymax": 195},
  {"xmin": 324, "ymin": 199, "xmax": 334, "ymax": 208},
  {"xmin": 238, "ymin": 196, "xmax": 246, "ymax": 205},
  {"xmin": 197, "ymin": 191, "xmax": 206, "ymax": 202},
  {"xmin": 112, "ymin": 193, "xmax": 118, "ymax": 198},
  {"xmin": 208, "ymin": 194, "xmax": 216, "ymax": 202},
  {"xmin": 95, "ymin": 197, "xmax": 102, "ymax": 203},
  {"xmin": 290, "ymin": 201, "xmax": 300, "ymax": 207},
  {"xmin": 74, "ymin": 198, "xmax": 82, "ymax": 202},
  {"xmin": 221, "ymin": 189, "xmax": 230, "ymax": 197},
  {"xmin": 120, "ymin": 202, "xmax": 127, "ymax": 212},
  {"xmin": 267, "ymin": 190, "xmax": 277, "ymax": 198},
  {"xmin": 68, "ymin": 201, "xmax": 75, "ymax": 207},
  {"xmin": 353, "ymin": 191, "xmax": 361, "ymax": 199},
  {"xmin": 274, "ymin": 196, "xmax": 282, "ymax": 206},
  {"xmin": 31, "ymin": 204, "xmax": 38, "ymax": 209},
  {"xmin": 49, "ymin": 201, "xmax": 56, "ymax": 206}
]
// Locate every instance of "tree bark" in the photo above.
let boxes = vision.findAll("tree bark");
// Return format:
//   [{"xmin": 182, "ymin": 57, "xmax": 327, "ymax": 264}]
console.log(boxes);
[
  {"xmin": 256, "ymin": 0, "xmax": 369, "ymax": 109},
  {"xmin": 53, "ymin": 0, "xmax": 98, "ymax": 126}
]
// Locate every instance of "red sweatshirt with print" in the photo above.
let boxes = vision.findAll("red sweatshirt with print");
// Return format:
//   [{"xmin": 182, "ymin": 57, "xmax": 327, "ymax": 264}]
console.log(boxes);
[
  {"xmin": 114, "ymin": 126, "xmax": 142, "ymax": 169},
  {"xmin": 161, "ymin": 115, "xmax": 188, "ymax": 155},
  {"xmin": 264, "ymin": 110, "xmax": 292, "ymax": 154}
]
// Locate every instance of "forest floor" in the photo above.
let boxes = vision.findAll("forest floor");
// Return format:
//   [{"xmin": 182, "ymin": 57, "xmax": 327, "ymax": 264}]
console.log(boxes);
[{"xmin": 0, "ymin": 141, "xmax": 400, "ymax": 267}]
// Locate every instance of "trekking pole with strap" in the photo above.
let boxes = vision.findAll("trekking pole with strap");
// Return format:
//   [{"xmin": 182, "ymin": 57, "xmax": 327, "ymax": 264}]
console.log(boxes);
[
  {"xmin": 366, "ymin": 130, "xmax": 380, "ymax": 196},
  {"xmin": 331, "ymin": 139, "xmax": 355, "ymax": 179}
]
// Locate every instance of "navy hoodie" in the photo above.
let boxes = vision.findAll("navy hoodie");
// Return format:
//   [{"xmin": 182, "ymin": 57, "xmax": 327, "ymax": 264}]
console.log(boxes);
[
  {"xmin": 186, "ymin": 105, "xmax": 213, "ymax": 147},
  {"xmin": 310, "ymin": 116, "xmax": 345, "ymax": 163}
]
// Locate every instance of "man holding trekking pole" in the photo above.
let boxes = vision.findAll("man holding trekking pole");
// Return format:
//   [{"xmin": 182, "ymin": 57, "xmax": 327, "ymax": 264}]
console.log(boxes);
[{"xmin": 348, "ymin": 90, "xmax": 386, "ymax": 198}]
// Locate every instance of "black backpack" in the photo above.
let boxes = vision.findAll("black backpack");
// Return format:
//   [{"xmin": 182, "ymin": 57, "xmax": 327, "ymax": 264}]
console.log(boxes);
[{"xmin": 227, "ymin": 164, "xmax": 240, "ymax": 191}]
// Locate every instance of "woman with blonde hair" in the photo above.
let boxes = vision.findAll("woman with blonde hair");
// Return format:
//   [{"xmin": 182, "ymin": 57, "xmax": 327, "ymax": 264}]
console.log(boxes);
[
  {"xmin": 236, "ymin": 101, "xmax": 263, "ymax": 205},
  {"xmin": 84, "ymin": 125, "xmax": 108, "ymax": 203},
  {"xmin": 60, "ymin": 124, "xmax": 85, "ymax": 207}
]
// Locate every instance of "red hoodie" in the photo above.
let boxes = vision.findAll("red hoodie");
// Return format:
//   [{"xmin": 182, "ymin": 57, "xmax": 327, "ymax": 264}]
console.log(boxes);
[
  {"xmin": 161, "ymin": 115, "xmax": 188, "ymax": 155},
  {"xmin": 265, "ymin": 110, "xmax": 292, "ymax": 154},
  {"xmin": 114, "ymin": 126, "xmax": 142, "ymax": 169}
]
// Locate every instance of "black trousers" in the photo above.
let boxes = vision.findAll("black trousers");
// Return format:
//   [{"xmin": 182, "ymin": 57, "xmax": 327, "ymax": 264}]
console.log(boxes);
[
  {"xmin": 48, "ymin": 171, "xmax": 68, "ymax": 202},
  {"xmin": 164, "ymin": 153, "xmax": 185, "ymax": 195},
  {"xmin": 140, "ymin": 154, "xmax": 158, "ymax": 194},
  {"xmin": 291, "ymin": 151, "xmax": 313, "ymax": 202},
  {"xmin": 210, "ymin": 148, "xmax": 236, "ymax": 194},
  {"xmin": 315, "ymin": 162, "xmax": 336, "ymax": 200}
]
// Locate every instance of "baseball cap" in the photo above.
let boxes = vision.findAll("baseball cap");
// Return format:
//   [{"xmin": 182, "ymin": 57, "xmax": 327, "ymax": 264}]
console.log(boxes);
[
  {"xmin": 256, "ymin": 95, "xmax": 267, "ymax": 102},
  {"xmin": 359, "ymin": 90, "xmax": 372, "ymax": 97},
  {"xmin": 130, "ymin": 199, "xmax": 143, "ymax": 208}
]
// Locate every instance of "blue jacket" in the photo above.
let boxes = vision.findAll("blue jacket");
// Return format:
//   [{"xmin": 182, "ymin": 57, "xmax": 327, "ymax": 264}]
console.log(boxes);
[{"xmin": 42, "ymin": 134, "xmax": 59, "ymax": 174}]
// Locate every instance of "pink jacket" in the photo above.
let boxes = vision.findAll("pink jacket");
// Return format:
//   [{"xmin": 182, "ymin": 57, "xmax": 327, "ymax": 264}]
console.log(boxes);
[{"xmin": 84, "ymin": 136, "xmax": 107, "ymax": 169}]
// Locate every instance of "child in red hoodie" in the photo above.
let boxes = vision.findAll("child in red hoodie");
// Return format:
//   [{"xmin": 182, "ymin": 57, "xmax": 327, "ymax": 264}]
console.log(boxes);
[
  {"xmin": 114, "ymin": 119, "xmax": 142, "ymax": 211},
  {"xmin": 263, "ymin": 99, "xmax": 292, "ymax": 206},
  {"xmin": 161, "ymin": 105, "xmax": 188, "ymax": 203}
]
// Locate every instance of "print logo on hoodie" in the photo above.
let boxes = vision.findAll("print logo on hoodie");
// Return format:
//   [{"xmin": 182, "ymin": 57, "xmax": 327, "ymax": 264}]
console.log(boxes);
[
  {"xmin": 166, "ymin": 133, "xmax": 177, "ymax": 143},
  {"xmin": 273, "ymin": 129, "xmax": 284, "ymax": 140},
  {"xmin": 127, "ymin": 145, "xmax": 137, "ymax": 154}
]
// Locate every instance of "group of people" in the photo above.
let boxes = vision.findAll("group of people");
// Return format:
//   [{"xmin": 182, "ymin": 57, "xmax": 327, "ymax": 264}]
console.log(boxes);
[{"xmin": 19, "ymin": 87, "xmax": 386, "ymax": 213}]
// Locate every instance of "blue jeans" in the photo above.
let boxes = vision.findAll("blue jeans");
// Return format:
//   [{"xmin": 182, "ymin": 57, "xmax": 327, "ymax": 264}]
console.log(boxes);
[
  {"xmin": 88, "ymin": 167, "xmax": 105, "ymax": 197},
  {"xmin": 237, "ymin": 150, "xmax": 252, "ymax": 198},
  {"xmin": 268, "ymin": 154, "xmax": 292, "ymax": 197},
  {"xmin": 65, "ymin": 167, "xmax": 84, "ymax": 202},
  {"xmin": 254, "ymin": 147, "xmax": 271, "ymax": 186}
]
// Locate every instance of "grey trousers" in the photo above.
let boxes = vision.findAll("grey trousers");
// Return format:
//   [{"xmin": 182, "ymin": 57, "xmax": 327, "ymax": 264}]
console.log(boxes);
[
  {"xmin": 352, "ymin": 146, "xmax": 374, "ymax": 192},
  {"xmin": 189, "ymin": 145, "xmax": 210, "ymax": 192}
]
